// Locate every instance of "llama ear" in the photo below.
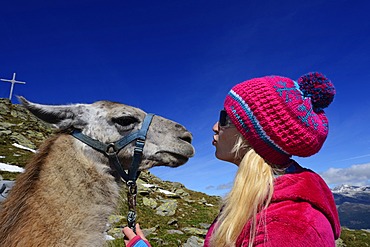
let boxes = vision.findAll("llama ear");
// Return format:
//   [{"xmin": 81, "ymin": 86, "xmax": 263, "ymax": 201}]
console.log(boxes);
[{"xmin": 18, "ymin": 96, "xmax": 86, "ymax": 129}]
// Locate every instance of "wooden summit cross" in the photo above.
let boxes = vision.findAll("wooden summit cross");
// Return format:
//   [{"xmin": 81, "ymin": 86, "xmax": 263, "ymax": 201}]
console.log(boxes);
[{"xmin": 1, "ymin": 73, "xmax": 26, "ymax": 101}]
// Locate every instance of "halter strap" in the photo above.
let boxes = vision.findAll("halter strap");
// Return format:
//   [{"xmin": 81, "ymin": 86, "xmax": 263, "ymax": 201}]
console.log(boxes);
[
  {"xmin": 71, "ymin": 113, "xmax": 155, "ymax": 232},
  {"xmin": 72, "ymin": 114, "xmax": 154, "ymax": 155}
]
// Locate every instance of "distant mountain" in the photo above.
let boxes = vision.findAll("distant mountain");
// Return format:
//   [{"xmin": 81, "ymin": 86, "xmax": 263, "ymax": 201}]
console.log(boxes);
[
  {"xmin": 332, "ymin": 184, "xmax": 370, "ymax": 230},
  {"xmin": 332, "ymin": 184, "xmax": 370, "ymax": 193}
]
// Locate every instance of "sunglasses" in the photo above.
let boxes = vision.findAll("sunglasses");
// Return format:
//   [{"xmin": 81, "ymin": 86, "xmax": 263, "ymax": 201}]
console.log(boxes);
[{"xmin": 219, "ymin": 110, "xmax": 233, "ymax": 127}]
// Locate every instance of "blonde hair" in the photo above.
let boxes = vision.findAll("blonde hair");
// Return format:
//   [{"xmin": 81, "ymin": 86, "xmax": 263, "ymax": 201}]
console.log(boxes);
[{"xmin": 210, "ymin": 136, "xmax": 275, "ymax": 247}]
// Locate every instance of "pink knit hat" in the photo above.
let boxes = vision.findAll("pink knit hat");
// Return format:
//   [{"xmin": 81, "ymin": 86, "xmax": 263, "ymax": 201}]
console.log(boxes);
[{"xmin": 224, "ymin": 72, "xmax": 335, "ymax": 166}]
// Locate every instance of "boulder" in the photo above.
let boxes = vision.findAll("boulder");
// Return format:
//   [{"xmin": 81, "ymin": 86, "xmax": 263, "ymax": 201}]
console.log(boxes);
[
  {"xmin": 181, "ymin": 227, "xmax": 208, "ymax": 236},
  {"xmin": 10, "ymin": 133, "xmax": 36, "ymax": 149},
  {"xmin": 182, "ymin": 236, "xmax": 204, "ymax": 247},
  {"xmin": 167, "ymin": 229, "xmax": 184, "ymax": 234},
  {"xmin": 156, "ymin": 200, "xmax": 178, "ymax": 216},
  {"xmin": 143, "ymin": 197, "xmax": 157, "ymax": 209}
]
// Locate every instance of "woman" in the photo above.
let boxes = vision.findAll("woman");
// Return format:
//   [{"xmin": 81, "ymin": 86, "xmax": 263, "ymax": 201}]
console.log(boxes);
[{"xmin": 124, "ymin": 72, "xmax": 341, "ymax": 247}]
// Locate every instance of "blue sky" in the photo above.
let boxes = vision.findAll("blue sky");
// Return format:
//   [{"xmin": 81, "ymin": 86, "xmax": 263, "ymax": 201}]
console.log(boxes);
[{"xmin": 1, "ymin": 0, "xmax": 370, "ymax": 196}]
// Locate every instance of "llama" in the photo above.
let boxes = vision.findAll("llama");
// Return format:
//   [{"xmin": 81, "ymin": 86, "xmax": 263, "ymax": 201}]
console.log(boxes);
[{"xmin": 0, "ymin": 97, "xmax": 194, "ymax": 247}]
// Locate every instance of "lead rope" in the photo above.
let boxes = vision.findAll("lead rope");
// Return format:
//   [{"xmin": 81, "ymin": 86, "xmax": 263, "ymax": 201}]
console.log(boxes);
[
  {"xmin": 127, "ymin": 181, "xmax": 138, "ymax": 232},
  {"xmin": 107, "ymin": 149, "xmax": 140, "ymax": 233},
  {"xmin": 107, "ymin": 142, "xmax": 143, "ymax": 233},
  {"xmin": 106, "ymin": 138, "xmax": 149, "ymax": 234}
]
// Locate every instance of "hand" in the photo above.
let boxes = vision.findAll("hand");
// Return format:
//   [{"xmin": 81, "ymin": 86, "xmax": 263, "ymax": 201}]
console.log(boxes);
[{"xmin": 122, "ymin": 223, "xmax": 149, "ymax": 246}]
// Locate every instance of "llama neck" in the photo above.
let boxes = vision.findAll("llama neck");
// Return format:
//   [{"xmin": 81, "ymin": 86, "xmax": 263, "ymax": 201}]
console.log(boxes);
[{"xmin": 0, "ymin": 134, "xmax": 119, "ymax": 247}]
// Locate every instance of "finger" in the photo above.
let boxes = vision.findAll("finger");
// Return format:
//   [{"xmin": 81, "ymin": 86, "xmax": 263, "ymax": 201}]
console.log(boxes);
[
  {"xmin": 122, "ymin": 226, "xmax": 136, "ymax": 241},
  {"xmin": 135, "ymin": 223, "xmax": 148, "ymax": 241}
]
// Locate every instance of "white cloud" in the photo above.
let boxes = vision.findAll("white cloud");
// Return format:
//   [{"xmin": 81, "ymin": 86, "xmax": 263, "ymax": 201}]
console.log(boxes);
[
  {"xmin": 206, "ymin": 181, "xmax": 233, "ymax": 191},
  {"xmin": 216, "ymin": 182, "xmax": 233, "ymax": 190},
  {"xmin": 320, "ymin": 163, "xmax": 370, "ymax": 186}
]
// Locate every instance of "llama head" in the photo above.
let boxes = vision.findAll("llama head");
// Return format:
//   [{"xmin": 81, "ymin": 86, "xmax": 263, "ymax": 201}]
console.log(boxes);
[{"xmin": 19, "ymin": 97, "xmax": 195, "ymax": 171}]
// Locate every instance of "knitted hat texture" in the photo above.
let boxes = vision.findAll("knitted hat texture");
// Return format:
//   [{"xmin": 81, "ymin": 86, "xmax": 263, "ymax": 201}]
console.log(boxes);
[{"xmin": 224, "ymin": 72, "xmax": 335, "ymax": 166}]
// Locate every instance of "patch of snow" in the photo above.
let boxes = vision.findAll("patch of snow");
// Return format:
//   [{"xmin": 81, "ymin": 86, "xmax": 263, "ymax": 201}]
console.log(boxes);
[
  {"xmin": 142, "ymin": 183, "xmax": 156, "ymax": 188},
  {"xmin": 0, "ymin": 162, "xmax": 24, "ymax": 173},
  {"xmin": 104, "ymin": 233, "xmax": 115, "ymax": 241},
  {"xmin": 12, "ymin": 143, "xmax": 36, "ymax": 153},
  {"xmin": 158, "ymin": 189, "xmax": 176, "ymax": 195},
  {"xmin": 142, "ymin": 184, "xmax": 177, "ymax": 195},
  {"xmin": 205, "ymin": 203, "xmax": 214, "ymax": 207},
  {"xmin": 0, "ymin": 156, "xmax": 5, "ymax": 159}
]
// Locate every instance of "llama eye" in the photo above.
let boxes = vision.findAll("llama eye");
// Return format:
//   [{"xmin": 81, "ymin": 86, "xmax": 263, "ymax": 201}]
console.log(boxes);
[{"xmin": 112, "ymin": 116, "xmax": 138, "ymax": 127}]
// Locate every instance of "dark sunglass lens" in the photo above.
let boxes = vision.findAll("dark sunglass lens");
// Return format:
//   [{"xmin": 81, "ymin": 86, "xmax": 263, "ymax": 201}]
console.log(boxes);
[{"xmin": 219, "ymin": 110, "xmax": 227, "ymax": 126}]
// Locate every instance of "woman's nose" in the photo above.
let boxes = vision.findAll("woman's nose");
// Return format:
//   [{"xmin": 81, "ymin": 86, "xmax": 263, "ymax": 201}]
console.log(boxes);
[{"xmin": 213, "ymin": 122, "xmax": 219, "ymax": 133}]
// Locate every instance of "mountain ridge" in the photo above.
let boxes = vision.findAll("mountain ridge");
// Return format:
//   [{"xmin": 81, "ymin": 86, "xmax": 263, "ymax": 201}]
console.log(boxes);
[{"xmin": 332, "ymin": 184, "xmax": 370, "ymax": 193}]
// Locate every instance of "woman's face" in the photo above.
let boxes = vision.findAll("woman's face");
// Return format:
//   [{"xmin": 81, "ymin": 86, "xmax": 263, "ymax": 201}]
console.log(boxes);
[{"xmin": 212, "ymin": 110, "xmax": 241, "ymax": 165}]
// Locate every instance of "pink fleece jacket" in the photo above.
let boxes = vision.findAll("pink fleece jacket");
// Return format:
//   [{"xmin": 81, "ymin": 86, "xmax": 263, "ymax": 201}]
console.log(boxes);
[{"xmin": 204, "ymin": 166, "xmax": 341, "ymax": 247}]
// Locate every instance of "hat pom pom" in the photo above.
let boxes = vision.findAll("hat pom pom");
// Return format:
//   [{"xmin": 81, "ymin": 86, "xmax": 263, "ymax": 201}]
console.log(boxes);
[{"xmin": 298, "ymin": 72, "xmax": 335, "ymax": 111}]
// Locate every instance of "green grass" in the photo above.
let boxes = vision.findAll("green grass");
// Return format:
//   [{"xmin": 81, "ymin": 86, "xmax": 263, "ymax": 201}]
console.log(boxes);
[{"xmin": 340, "ymin": 228, "xmax": 370, "ymax": 247}]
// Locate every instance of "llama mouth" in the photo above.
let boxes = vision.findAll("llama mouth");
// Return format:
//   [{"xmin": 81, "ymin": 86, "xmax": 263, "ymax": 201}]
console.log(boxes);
[
  {"xmin": 157, "ymin": 142, "xmax": 194, "ymax": 158},
  {"xmin": 153, "ymin": 151, "xmax": 191, "ymax": 167},
  {"xmin": 169, "ymin": 153, "xmax": 189, "ymax": 166}
]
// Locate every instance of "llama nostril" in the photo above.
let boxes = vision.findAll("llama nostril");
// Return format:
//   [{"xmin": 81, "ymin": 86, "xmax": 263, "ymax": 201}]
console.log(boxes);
[{"xmin": 180, "ymin": 132, "xmax": 193, "ymax": 144}]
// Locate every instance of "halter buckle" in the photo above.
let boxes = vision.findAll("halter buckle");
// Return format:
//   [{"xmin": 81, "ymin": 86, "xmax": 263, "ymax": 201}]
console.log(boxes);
[
  {"xmin": 105, "ymin": 143, "xmax": 117, "ymax": 155},
  {"xmin": 127, "ymin": 181, "xmax": 137, "ymax": 194},
  {"xmin": 134, "ymin": 139, "xmax": 145, "ymax": 153}
]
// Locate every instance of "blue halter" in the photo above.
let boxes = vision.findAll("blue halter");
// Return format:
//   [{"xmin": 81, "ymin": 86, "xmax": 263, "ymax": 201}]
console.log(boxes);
[{"xmin": 71, "ymin": 113, "xmax": 155, "ymax": 232}]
